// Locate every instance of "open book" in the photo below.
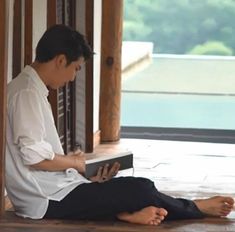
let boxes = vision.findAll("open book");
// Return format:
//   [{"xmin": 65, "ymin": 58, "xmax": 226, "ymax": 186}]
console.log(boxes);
[{"xmin": 85, "ymin": 151, "xmax": 133, "ymax": 178}]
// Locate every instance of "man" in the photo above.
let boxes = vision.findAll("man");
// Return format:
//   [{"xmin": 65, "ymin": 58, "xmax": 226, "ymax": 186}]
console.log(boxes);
[{"xmin": 6, "ymin": 24, "xmax": 234, "ymax": 226}]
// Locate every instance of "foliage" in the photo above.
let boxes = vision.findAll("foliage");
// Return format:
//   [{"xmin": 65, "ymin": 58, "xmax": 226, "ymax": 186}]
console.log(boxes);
[
  {"xmin": 123, "ymin": 0, "xmax": 235, "ymax": 55},
  {"xmin": 188, "ymin": 41, "xmax": 233, "ymax": 56}
]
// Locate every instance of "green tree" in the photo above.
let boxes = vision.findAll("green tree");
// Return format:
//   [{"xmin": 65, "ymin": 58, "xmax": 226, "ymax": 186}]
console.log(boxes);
[
  {"xmin": 188, "ymin": 41, "xmax": 233, "ymax": 56},
  {"xmin": 123, "ymin": 0, "xmax": 235, "ymax": 55}
]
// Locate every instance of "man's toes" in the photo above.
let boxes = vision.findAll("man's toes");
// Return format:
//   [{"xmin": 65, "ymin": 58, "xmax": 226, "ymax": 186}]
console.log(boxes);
[
  {"xmin": 221, "ymin": 211, "xmax": 229, "ymax": 217},
  {"xmin": 222, "ymin": 204, "xmax": 232, "ymax": 211},
  {"xmin": 157, "ymin": 208, "xmax": 168, "ymax": 217},
  {"xmin": 222, "ymin": 208, "xmax": 232, "ymax": 214},
  {"xmin": 223, "ymin": 197, "xmax": 234, "ymax": 206},
  {"xmin": 150, "ymin": 219, "xmax": 161, "ymax": 225},
  {"xmin": 156, "ymin": 215, "xmax": 164, "ymax": 221},
  {"xmin": 155, "ymin": 219, "xmax": 162, "ymax": 225},
  {"xmin": 222, "ymin": 203, "xmax": 229, "ymax": 209}
]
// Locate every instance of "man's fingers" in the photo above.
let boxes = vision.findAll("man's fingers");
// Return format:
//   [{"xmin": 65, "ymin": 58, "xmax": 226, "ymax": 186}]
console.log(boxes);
[
  {"xmin": 96, "ymin": 166, "xmax": 103, "ymax": 178},
  {"xmin": 90, "ymin": 162, "xmax": 120, "ymax": 183},
  {"xmin": 114, "ymin": 162, "xmax": 120, "ymax": 172},
  {"xmin": 108, "ymin": 162, "xmax": 120, "ymax": 176},
  {"xmin": 102, "ymin": 163, "xmax": 109, "ymax": 177},
  {"xmin": 76, "ymin": 152, "xmax": 84, "ymax": 157}
]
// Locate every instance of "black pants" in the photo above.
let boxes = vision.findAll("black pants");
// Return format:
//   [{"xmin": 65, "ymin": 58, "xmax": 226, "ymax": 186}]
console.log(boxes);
[{"xmin": 44, "ymin": 177, "xmax": 204, "ymax": 220}]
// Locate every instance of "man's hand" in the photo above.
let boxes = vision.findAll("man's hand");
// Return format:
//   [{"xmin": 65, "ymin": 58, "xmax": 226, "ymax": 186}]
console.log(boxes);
[
  {"xmin": 69, "ymin": 150, "xmax": 86, "ymax": 174},
  {"xmin": 89, "ymin": 162, "xmax": 120, "ymax": 183}
]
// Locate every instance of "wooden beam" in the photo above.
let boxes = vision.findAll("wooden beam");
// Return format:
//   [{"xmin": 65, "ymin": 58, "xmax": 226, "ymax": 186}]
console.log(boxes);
[
  {"xmin": 99, "ymin": 0, "xmax": 123, "ymax": 142},
  {"xmin": 69, "ymin": 0, "xmax": 77, "ymax": 151},
  {"xmin": 47, "ymin": 0, "xmax": 59, "ymax": 128},
  {"xmin": 0, "ymin": 0, "xmax": 8, "ymax": 216},
  {"xmin": 85, "ymin": 0, "xmax": 94, "ymax": 152},
  {"xmin": 47, "ymin": 0, "xmax": 57, "ymax": 28},
  {"xmin": 13, "ymin": 0, "xmax": 22, "ymax": 77},
  {"xmin": 24, "ymin": 0, "xmax": 33, "ymax": 65}
]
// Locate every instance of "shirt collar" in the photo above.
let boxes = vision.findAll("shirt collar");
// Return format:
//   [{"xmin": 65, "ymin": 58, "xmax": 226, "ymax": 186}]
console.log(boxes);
[{"xmin": 23, "ymin": 65, "xmax": 49, "ymax": 97}]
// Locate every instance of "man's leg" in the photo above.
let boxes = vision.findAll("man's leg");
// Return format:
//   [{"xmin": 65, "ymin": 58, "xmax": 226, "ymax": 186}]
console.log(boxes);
[
  {"xmin": 152, "ymin": 191, "xmax": 204, "ymax": 220},
  {"xmin": 146, "ymin": 184, "xmax": 234, "ymax": 220},
  {"xmin": 194, "ymin": 196, "xmax": 234, "ymax": 217},
  {"xmin": 44, "ymin": 177, "xmax": 162, "ymax": 220},
  {"xmin": 44, "ymin": 177, "xmax": 234, "ymax": 222}
]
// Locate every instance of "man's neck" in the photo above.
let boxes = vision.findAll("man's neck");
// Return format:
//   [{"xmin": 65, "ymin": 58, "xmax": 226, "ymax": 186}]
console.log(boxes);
[{"xmin": 31, "ymin": 61, "xmax": 52, "ymax": 87}]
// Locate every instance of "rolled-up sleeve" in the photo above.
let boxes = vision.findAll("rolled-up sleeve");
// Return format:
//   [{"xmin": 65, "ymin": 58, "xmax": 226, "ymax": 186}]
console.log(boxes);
[{"xmin": 10, "ymin": 89, "xmax": 54, "ymax": 165}]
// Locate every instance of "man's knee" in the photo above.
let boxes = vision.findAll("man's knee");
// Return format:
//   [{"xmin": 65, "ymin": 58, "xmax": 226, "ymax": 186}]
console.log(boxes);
[{"xmin": 123, "ymin": 177, "xmax": 157, "ymax": 195}]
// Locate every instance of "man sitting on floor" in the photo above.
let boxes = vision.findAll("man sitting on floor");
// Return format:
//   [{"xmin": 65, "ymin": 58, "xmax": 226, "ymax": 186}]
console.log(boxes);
[{"xmin": 5, "ymin": 24, "xmax": 234, "ymax": 225}]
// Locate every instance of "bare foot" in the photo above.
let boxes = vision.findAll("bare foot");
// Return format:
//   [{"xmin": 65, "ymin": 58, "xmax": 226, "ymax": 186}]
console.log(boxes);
[
  {"xmin": 194, "ymin": 196, "xmax": 234, "ymax": 217},
  {"xmin": 117, "ymin": 206, "xmax": 168, "ymax": 225}
]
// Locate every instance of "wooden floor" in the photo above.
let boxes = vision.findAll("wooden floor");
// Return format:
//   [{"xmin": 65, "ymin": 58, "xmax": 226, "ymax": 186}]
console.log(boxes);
[{"xmin": 1, "ymin": 138, "xmax": 235, "ymax": 232}]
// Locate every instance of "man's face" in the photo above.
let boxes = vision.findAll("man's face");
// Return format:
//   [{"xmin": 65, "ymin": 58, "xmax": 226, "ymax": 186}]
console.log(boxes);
[{"xmin": 50, "ymin": 56, "xmax": 84, "ymax": 89}]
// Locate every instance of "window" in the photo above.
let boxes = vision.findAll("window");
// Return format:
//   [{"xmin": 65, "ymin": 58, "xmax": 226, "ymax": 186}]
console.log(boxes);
[{"xmin": 121, "ymin": 0, "xmax": 235, "ymax": 143}]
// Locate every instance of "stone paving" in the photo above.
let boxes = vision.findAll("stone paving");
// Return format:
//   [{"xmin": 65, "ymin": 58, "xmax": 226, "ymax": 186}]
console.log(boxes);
[
  {"xmin": 92, "ymin": 138, "xmax": 235, "ymax": 218},
  {"xmin": 117, "ymin": 139, "xmax": 235, "ymax": 197}
]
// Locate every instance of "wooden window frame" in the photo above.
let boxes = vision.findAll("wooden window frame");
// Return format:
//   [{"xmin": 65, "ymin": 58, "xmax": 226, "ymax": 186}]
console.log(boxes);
[
  {"xmin": 84, "ymin": 0, "xmax": 94, "ymax": 152},
  {"xmin": 13, "ymin": 0, "xmax": 22, "ymax": 77},
  {"xmin": 0, "ymin": 0, "xmax": 8, "ymax": 216},
  {"xmin": 47, "ymin": 0, "xmax": 94, "ymax": 153},
  {"xmin": 47, "ymin": 0, "xmax": 78, "ymax": 153},
  {"xmin": 24, "ymin": 0, "xmax": 33, "ymax": 66}
]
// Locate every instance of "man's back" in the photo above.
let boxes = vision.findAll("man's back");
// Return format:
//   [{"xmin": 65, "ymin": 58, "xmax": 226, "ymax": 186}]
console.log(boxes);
[{"xmin": 6, "ymin": 65, "xmax": 89, "ymax": 219}]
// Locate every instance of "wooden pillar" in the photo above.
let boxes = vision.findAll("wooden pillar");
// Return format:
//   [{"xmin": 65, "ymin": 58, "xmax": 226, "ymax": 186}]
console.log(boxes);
[
  {"xmin": 85, "ymin": 0, "xmax": 94, "ymax": 152},
  {"xmin": 13, "ymin": 0, "xmax": 22, "ymax": 77},
  {"xmin": 24, "ymin": 0, "xmax": 33, "ymax": 65},
  {"xmin": 47, "ymin": 0, "xmax": 58, "ymax": 125},
  {"xmin": 47, "ymin": 0, "xmax": 57, "ymax": 27},
  {"xmin": 100, "ymin": 0, "xmax": 123, "ymax": 142},
  {"xmin": 47, "ymin": 0, "xmax": 59, "ymax": 128},
  {"xmin": 0, "ymin": 0, "xmax": 8, "ymax": 216}
]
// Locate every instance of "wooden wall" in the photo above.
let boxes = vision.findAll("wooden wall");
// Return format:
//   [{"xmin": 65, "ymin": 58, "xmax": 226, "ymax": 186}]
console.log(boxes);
[{"xmin": 0, "ymin": 0, "xmax": 124, "ymax": 216}]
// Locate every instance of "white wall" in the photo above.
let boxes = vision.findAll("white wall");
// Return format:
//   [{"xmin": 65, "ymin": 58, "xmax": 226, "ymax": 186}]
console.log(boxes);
[
  {"xmin": 75, "ymin": 0, "xmax": 101, "ymax": 134},
  {"xmin": 6, "ymin": 0, "xmax": 47, "ymax": 83},
  {"xmin": 32, "ymin": 0, "xmax": 47, "ymax": 61}
]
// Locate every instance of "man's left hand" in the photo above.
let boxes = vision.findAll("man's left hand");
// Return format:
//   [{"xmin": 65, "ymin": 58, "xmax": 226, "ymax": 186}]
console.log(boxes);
[{"xmin": 89, "ymin": 162, "xmax": 120, "ymax": 183}]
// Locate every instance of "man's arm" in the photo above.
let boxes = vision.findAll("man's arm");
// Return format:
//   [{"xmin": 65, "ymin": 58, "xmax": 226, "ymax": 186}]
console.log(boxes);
[{"xmin": 30, "ymin": 152, "xmax": 85, "ymax": 173}]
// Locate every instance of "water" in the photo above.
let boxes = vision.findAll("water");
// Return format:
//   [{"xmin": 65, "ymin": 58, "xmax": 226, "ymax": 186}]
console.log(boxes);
[
  {"xmin": 121, "ymin": 92, "xmax": 235, "ymax": 129},
  {"xmin": 121, "ymin": 55, "xmax": 235, "ymax": 130}
]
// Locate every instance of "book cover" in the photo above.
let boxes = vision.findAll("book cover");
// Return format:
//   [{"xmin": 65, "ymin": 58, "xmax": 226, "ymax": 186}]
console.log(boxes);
[{"xmin": 85, "ymin": 151, "xmax": 133, "ymax": 178}]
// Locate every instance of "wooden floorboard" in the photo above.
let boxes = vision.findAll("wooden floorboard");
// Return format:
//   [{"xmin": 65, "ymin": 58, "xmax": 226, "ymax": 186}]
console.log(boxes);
[
  {"xmin": 1, "ymin": 212, "xmax": 235, "ymax": 232},
  {"xmin": 1, "ymin": 139, "xmax": 235, "ymax": 231}
]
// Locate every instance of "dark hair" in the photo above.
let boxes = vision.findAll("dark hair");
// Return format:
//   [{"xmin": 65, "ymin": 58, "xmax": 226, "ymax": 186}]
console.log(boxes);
[{"xmin": 35, "ymin": 24, "xmax": 93, "ymax": 64}]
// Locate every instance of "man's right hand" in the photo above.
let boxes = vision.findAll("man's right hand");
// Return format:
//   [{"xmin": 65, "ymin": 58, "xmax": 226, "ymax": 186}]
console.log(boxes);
[{"xmin": 69, "ymin": 151, "xmax": 86, "ymax": 174}]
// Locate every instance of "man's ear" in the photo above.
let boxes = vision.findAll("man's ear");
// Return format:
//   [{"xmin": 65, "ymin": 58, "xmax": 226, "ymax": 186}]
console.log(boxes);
[{"xmin": 55, "ymin": 54, "xmax": 67, "ymax": 68}]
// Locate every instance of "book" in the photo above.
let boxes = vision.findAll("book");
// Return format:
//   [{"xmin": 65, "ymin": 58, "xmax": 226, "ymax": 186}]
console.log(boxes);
[{"xmin": 85, "ymin": 151, "xmax": 133, "ymax": 178}]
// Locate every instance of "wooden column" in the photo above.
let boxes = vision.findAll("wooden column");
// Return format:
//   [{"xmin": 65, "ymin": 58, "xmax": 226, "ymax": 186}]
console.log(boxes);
[
  {"xmin": 100, "ymin": 0, "xmax": 123, "ymax": 142},
  {"xmin": 85, "ymin": 0, "xmax": 94, "ymax": 152},
  {"xmin": 24, "ymin": 0, "xmax": 33, "ymax": 65},
  {"xmin": 47, "ymin": 0, "xmax": 57, "ymax": 27},
  {"xmin": 47, "ymin": 0, "xmax": 59, "ymax": 128},
  {"xmin": 0, "ymin": 0, "xmax": 8, "ymax": 216},
  {"xmin": 13, "ymin": 0, "xmax": 22, "ymax": 77}
]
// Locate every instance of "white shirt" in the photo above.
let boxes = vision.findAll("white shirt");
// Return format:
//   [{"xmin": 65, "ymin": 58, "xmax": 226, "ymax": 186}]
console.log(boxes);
[{"xmin": 6, "ymin": 65, "xmax": 90, "ymax": 219}]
